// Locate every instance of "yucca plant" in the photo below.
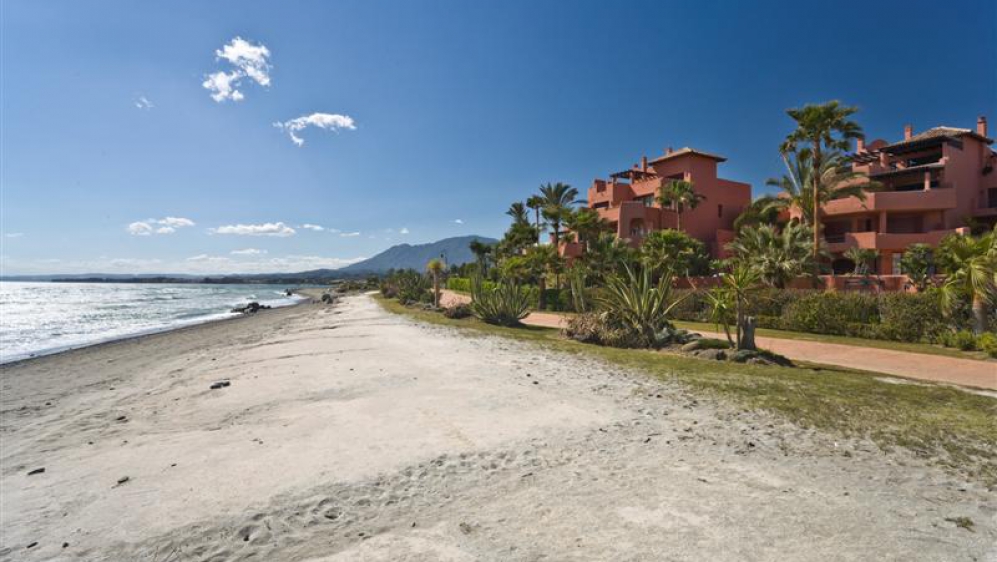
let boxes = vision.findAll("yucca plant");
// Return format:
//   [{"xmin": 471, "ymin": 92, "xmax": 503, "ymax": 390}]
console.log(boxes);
[
  {"xmin": 470, "ymin": 274, "xmax": 531, "ymax": 326},
  {"xmin": 598, "ymin": 265, "xmax": 687, "ymax": 347},
  {"xmin": 567, "ymin": 264, "xmax": 589, "ymax": 313}
]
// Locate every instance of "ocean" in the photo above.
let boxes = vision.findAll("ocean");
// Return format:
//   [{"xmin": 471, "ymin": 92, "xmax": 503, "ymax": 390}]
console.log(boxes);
[{"xmin": 0, "ymin": 282, "xmax": 307, "ymax": 363}]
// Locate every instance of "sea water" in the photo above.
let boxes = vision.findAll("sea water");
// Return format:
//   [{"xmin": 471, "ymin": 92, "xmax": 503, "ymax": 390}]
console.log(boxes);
[{"xmin": 0, "ymin": 282, "xmax": 306, "ymax": 363}]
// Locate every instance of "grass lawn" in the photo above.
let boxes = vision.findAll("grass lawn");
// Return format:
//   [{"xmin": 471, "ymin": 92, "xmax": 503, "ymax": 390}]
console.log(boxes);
[
  {"xmin": 376, "ymin": 295, "xmax": 997, "ymax": 487},
  {"xmin": 673, "ymin": 320, "xmax": 992, "ymax": 362}
]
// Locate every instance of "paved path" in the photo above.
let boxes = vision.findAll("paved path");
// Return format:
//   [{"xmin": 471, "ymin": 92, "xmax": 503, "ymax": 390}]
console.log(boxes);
[{"xmin": 441, "ymin": 290, "xmax": 997, "ymax": 390}]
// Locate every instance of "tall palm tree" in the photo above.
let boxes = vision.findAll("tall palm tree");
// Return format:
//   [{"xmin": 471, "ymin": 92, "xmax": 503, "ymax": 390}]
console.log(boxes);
[
  {"xmin": 726, "ymin": 222, "xmax": 820, "ymax": 288},
  {"xmin": 583, "ymin": 232, "xmax": 637, "ymax": 282},
  {"xmin": 538, "ymin": 182, "xmax": 579, "ymax": 248},
  {"xmin": 426, "ymin": 258, "xmax": 445, "ymax": 308},
  {"xmin": 765, "ymin": 149, "xmax": 878, "ymax": 225},
  {"xmin": 506, "ymin": 202, "xmax": 529, "ymax": 226},
  {"xmin": 526, "ymin": 195, "xmax": 545, "ymax": 244},
  {"xmin": 937, "ymin": 227, "xmax": 997, "ymax": 334},
  {"xmin": 656, "ymin": 180, "xmax": 704, "ymax": 231},
  {"xmin": 781, "ymin": 100, "xmax": 864, "ymax": 264}
]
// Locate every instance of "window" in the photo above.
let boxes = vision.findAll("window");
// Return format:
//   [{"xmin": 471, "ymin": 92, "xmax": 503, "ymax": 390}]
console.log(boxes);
[
  {"xmin": 634, "ymin": 195, "xmax": 655, "ymax": 207},
  {"xmin": 891, "ymin": 253, "xmax": 902, "ymax": 275},
  {"xmin": 717, "ymin": 204, "xmax": 723, "ymax": 218}
]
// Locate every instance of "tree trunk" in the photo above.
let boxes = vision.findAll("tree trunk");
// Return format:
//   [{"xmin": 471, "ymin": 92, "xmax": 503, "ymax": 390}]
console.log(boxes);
[
  {"xmin": 538, "ymin": 275, "xmax": 547, "ymax": 311},
  {"xmin": 534, "ymin": 209, "xmax": 541, "ymax": 245},
  {"xmin": 735, "ymin": 301, "xmax": 743, "ymax": 350},
  {"xmin": 432, "ymin": 274, "xmax": 440, "ymax": 308},
  {"xmin": 972, "ymin": 294, "xmax": 987, "ymax": 335},
  {"xmin": 676, "ymin": 210, "xmax": 682, "ymax": 231},
  {"xmin": 740, "ymin": 316, "xmax": 757, "ymax": 351},
  {"xmin": 812, "ymin": 142, "xmax": 822, "ymax": 270}
]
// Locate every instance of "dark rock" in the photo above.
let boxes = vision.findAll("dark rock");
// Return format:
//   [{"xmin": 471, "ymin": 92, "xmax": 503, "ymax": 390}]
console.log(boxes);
[
  {"xmin": 116, "ymin": 476, "xmax": 130, "ymax": 485},
  {"xmin": 27, "ymin": 467, "xmax": 45, "ymax": 476},
  {"xmin": 27, "ymin": 542, "xmax": 38, "ymax": 549},
  {"xmin": 210, "ymin": 380, "xmax": 231, "ymax": 390},
  {"xmin": 115, "ymin": 415, "xmax": 127, "ymax": 422},
  {"xmin": 63, "ymin": 542, "xmax": 69, "ymax": 548}
]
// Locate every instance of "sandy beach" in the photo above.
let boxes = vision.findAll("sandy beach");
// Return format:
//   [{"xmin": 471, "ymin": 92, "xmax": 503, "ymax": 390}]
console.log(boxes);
[{"xmin": 2, "ymin": 293, "xmax": 995, "ymax": 561}]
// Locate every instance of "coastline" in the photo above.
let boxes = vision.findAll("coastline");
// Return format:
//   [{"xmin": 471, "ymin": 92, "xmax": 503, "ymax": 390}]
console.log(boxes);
[
  {"xmin": 2, "ymin": 293, "xmax": 993, "ymax": 560},
  {"xmin": 0, "ymin": 288, "xmax": 317, "ymax": 367}
]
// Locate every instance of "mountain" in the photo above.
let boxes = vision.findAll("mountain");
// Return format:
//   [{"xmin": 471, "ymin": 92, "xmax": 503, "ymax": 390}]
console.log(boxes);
[{"xmin": 337, "ymin": 235, "xmax": 497, "ymax": 274}]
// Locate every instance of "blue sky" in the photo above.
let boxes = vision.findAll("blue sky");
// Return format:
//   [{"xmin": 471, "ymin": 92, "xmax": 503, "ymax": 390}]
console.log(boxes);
[{"xmin": 3, "ymin": 0, "xmax": 995, "ymax": 274}]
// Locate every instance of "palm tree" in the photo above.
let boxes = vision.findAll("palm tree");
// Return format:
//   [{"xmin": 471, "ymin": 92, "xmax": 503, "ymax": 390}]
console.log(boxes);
[
  {"xmin": 426, "ymin": 258, "xmax": 445, "ymax": 308},
  {"xmin": 937, "ymin": 228, "xmax": 997, "ymax": 334},
  {"xmin": 726, "ymin": 222, "xmax": 820, "ymax": 288},
  {"xmin": 721, "ymin": 263, "xmax": 764, "ymax": 350},
  {"xmin": 656, "ymin": 180, "xmax": 704, "ymax": 231},
  {"xmin": 765, "ymin": 149, "xmax": 878, "ymax": 226},
  {"xmin": 538, "ymin": 182, "xmax": 579, "ymax": 248},
  {"xmin": 733, "ymin": 195, "xmax": 783, "ymax": 232},
  {"xmin": 526, "ymin": 195, "xmax": 545, "ymax": 244},
  {"xmin": 583, "ymin": 232, "xmax": 637, "ymax": 282},
  {"xmin": 506, "ymin": 202, "xmax": 529, "ymax": 226},
  {"xmin": 781, "ymin": 100, "xmax": 864, "ymax": 265},
  {"xmin": 468, "ymin": 239, "xmax": 494, "ymax": 275},
  {"xmin": 524, "ymin": 244, "xmax": 558, "ymax": 310},
  {"xmin": 844, "ymin": 247, "xmax": 879, "ymax": 275},
  {"xmin": 564, "ymin": 207, "xmax": 610, "ymax": 251}
]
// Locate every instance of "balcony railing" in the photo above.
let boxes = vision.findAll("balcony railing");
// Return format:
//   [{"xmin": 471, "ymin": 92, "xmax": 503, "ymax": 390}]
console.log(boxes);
[{"xmin": 822, "ymin": 187, "xmax": 957, "ymax": 215}]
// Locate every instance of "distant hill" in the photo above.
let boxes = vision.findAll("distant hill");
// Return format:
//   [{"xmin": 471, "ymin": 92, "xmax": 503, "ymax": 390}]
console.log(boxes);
[
  {"xmin": 0, "ymin": 236, "xmax": 498, "ymax": 283},
  {"xmin": 337, "ymin": 235, "xmax": 497, "ymax": 274}
]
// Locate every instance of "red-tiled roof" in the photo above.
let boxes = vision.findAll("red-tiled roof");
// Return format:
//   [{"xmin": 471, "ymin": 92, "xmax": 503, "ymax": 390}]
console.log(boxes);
[{"xmin": 648, "ymin": 147, "xmax": 726, "ymax": 164}]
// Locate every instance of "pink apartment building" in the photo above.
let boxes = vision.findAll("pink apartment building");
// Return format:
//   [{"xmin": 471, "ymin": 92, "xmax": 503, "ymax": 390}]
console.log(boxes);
[
  {"xmin": 567, "ymin": 146, "xmax": 752, "ymax": 258},
  {"xmin": 822, "ymin": 116, "xmax": 996, "ymax": 274}
]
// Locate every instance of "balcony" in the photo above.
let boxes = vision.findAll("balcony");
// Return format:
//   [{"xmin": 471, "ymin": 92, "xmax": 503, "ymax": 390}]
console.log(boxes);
[
  {"xmin": 824, "ymin": 229, "xmax": 960, "ymax": 253},
  {"xmin": 588, "ymin": 180, "xmax": 634, "ymax": 208},
  {"xmin": 822, "ymin": 187, "xmax": 957, "ymax": 216}
]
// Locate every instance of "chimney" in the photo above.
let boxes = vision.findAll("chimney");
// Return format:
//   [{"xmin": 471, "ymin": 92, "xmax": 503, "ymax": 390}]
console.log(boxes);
[
  {"xmin": 978, "ymin": 116, "xmax": 988, "ymax": 137},
  {"xmin": 904, "ymin": 124, "xmax": 912, "ymax": 140},
  {"xmin": 641, "ymin": 155, "xmax": 648, "ymax": 172},
  {"xmin": 666, "ymin": 146, "xmax": 674, "ymax": 155},
  {"xmin": 856, "ymin": 137, "xmax": 865, "ymax": 153}
]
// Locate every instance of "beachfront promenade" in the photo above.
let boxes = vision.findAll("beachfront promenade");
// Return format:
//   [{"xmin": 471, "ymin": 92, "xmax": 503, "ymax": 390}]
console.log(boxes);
[{"xmin": 441, "ymin": 290, "xmax": 997, "ymax": 391}]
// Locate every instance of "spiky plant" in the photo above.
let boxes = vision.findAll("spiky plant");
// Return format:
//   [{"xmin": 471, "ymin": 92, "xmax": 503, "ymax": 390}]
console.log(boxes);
[
  {"xmin": 470, "ymin": 275, "xmax": 531, "ymax": 326},
  {"xmin": 598, "ymin": 265, "xmax": 687, "ymax": 347},
  {"xmin": 726, "ymin": 222, "xmax": 820, "ymax": 288}
]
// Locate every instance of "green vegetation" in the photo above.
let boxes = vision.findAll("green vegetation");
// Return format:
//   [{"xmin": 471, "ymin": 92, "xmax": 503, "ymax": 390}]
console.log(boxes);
[
  {"xmin": 937, "ymin": 227, "xmax": 997, "ymax": 334},
  {"xmin": 469, "ymin": 275, "xmax": 531, "ymax": 326},
  {"xmin": 656, "ymin": 179, "xmax": 704, "ymax": 231},
  {"xmin": 376, "ymin": 295, "xmax": 997, "ymax": 487}
]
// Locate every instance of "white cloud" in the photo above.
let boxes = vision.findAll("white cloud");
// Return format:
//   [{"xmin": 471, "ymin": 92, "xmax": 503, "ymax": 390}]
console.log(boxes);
[
  {"xmin": 453, "ymin": 219, "xmax": 464, "ymax": 224},
  {"xmin": 210, "ymin": 222, "xmax": 296, "ymax": 237},
  {"xmin": 399, "ymin": 227, "xmax": 410, "ymax": 235},
  {"xmin": 159, "ymin": 217, "xmax": 195, "ymax": 228},
  {"xmin": 301, "ymin": 223, "xmax": 326, "ymax": 232},
  {"xmin": 231, "ymin": 248, "xmax": 267, "ymax": 255},
  {"xmin": 127, "ymin": 221, "xmax": 154, "ymax": 236},
  {"xmin": 339, "ymin": 231, "xmax": 361, "ymax": 238},
  {"xmin": 4, "ymin": 232, "xmax": 24, "ymax": 238},
  {"xmin": 274, "ymin": 113, "xmax": 356, "ymax": 147},
  {"xmin": 134, "ymin": 96, "xmax": 154, "ymax": 110},
  {"xmin": 202, "ymin": 37, "xmax": 271, "ymax": 102},
  {"xmin": 127, "ymin": 217, "xmax": 195, "ymax": 236}
]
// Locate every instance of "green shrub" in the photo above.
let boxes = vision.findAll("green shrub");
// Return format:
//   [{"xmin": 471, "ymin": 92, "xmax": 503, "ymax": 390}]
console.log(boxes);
[
  {"xmin": 782, "ymin": 292, "xmax": 878, "ymax": 335},
  {"xmin": 697, "ymin": 337, "xmax": 732, "ymax": 350},
  {"xmin": 876, "ymin": 292, "xmax": 945, "ymax": 342},
  {"xmin": 977, "ymin": 332, "xmax": 997, "ymax": 358},
  {"xmin": 952, "ymin": 330, "xmax": 978, "ymax": 351}
]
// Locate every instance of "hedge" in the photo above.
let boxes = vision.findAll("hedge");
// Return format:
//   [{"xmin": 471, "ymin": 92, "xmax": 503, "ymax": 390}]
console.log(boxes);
[{"xmin": 670, "ymin": 288, "xmax": 952, "ymax": 343}]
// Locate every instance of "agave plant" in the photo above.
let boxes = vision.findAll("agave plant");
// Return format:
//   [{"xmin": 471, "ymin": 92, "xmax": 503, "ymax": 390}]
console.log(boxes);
[
  {"xmin": 598, "ymin": 265, "xmax": 687, "ymax": 347},
  {"xmin": 470, "ymin": 275, "xmax": 531, "ymax": 326}
]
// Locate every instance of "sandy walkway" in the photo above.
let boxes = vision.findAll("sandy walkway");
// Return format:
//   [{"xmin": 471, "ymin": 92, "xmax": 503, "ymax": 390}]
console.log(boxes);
[
  {"xmin": 441, "ymin": 290, "xmax": 997, "ymax": 390},
  {"xmin": 1, "ymin": 295, "xmax": 995, "ymax": 561}
]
